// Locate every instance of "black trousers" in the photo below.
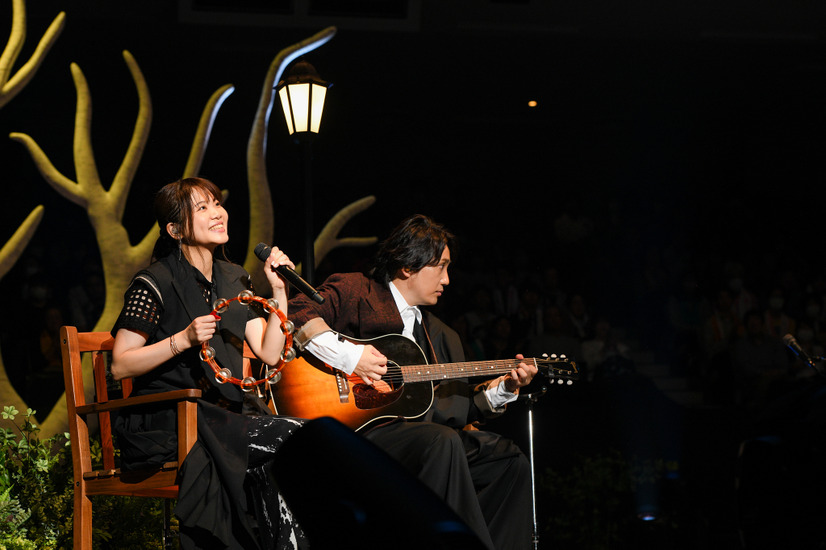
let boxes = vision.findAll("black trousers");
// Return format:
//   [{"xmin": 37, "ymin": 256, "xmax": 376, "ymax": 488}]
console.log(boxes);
[{"xmin": 366, "ymin": 421, "xmax": 533, "ymax": 550}]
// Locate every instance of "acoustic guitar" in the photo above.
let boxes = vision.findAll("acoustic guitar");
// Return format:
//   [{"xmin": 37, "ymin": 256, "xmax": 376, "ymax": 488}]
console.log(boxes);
[{"xmin": 268, "ymin": 333, "xmax": 578, "ymax": 431}]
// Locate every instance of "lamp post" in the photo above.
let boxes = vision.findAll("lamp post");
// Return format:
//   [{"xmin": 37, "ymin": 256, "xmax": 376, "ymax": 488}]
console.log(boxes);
[{"xmin": 275, "ymin": 59, "xmax": 330, "ymax": 285}]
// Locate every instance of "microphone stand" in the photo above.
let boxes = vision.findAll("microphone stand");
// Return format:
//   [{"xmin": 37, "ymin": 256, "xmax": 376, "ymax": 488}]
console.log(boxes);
[{"xmin": 519, "ymin": 385, "xmax": 549, "ymax": 550}]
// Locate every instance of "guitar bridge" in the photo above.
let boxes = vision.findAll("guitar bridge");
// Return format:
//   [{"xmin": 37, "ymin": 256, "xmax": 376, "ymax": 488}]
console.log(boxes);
[{"xmin": 335, "ymin": 371, "xmax": 350, "ymax": 403}]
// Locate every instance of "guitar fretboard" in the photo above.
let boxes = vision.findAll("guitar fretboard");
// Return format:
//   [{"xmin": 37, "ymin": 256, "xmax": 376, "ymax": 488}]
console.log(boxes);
[{"xmin": 400, "ymin": 358, "xmax": 538, "ymax": 383}]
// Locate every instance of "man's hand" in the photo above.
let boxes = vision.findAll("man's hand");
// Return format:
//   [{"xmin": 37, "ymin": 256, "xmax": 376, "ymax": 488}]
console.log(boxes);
[
  {"xmin": 353, "ymin": 345, "xmax": 388, "ymax": 385},
  {"xmin": 503, "ymin": 354, "xmax": 538, "ymax": 393}
]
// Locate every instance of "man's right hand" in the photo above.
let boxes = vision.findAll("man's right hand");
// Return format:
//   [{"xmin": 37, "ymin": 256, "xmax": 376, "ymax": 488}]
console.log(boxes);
[{"xmin": 353, "ymin": 345, "xmax": 388, "ymax": 385}]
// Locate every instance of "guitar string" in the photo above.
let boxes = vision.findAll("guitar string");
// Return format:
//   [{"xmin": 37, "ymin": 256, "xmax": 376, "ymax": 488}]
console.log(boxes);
[{"xmin": 346, "ymin": 359, "xmax": 574, "ymax": 384}]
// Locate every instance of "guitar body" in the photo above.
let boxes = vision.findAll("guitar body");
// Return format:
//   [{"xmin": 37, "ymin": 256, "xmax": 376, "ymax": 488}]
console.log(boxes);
[
  {"xmin": 267, "ymin": 333, "xmax": 578, "ymax": 432},
  {"xmin": 269, "ymin": 334, "xmax": 436, "ymax": 431}
]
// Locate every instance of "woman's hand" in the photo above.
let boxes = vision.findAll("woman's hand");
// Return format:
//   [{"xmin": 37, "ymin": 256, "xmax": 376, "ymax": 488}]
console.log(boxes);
[
  {"xmin": 183, "ymin": 314, "xmax": 220, "ymax": 347},
  {"xmin": 263, "ymin": 245, "xmax": 295, "ymax": 294},
  {"xmin": 111, "ymin": 318, "xmax": 215, "ymax": 381}
]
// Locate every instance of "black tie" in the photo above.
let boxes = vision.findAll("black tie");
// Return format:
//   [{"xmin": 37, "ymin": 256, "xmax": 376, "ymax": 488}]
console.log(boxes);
[{"xmin": 412, "ymin": 320, "xmax": 431, "ymax": 361}]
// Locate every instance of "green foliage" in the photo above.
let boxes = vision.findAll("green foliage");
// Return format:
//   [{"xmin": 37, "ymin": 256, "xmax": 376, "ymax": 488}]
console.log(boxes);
[
  {"xmin": 89, "ymin": 494, "xmax": 172, "ymax": 550},
  {"xmin": 538, "ymin": 450, "xmax": 682, "ymax": 550},
  {"xmin": 0, "ymin": 406, "xmax": 72, "ymax": 549},
  {"xmin": 0, "ymin": 406, "xmax": 174, "ymax": 549},
  {"xmin": 539, "ymin": 450, "xmax": 636, "ymax": 550}
]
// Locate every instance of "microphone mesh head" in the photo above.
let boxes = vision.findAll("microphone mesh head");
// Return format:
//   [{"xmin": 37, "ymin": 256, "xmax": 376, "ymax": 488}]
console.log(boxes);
[{"xmin": 254, "ymin": 243, "xmax": 270, "ymax": 262}]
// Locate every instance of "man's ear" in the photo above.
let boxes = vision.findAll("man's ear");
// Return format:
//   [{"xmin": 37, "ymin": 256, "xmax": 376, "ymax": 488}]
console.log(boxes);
[
  {"xmin": 398, "ymin": 267, "xmax": 412, "ymax": 280},
  {"xmin": 166, "ymin": 222, "xmax": 180, "ymax": 239}
]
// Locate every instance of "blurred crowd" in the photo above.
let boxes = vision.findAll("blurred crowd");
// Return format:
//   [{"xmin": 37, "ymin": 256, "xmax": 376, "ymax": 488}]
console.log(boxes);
[{"xmin": 3, "ymin": 199, "xmax": 824, "ymax": 418}]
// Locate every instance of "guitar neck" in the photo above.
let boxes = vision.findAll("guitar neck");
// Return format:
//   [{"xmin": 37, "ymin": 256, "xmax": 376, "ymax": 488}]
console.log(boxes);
[{"xmin": 399, "ymin": 358, "xmax": 535, "ymax": 383}]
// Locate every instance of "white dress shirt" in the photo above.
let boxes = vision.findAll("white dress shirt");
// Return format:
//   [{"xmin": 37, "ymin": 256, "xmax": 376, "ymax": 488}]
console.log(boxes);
[{"xmin": 305, "ymin": 281, "xmax": 519, "ymax": 408}]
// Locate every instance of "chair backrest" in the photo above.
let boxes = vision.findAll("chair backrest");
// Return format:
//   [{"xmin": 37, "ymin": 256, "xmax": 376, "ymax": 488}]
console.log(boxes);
[
  {"xmin": 61, "ymin": 327, "xmax": 118, "ymax": 476},
  {"xmin": 60, "ymin": 326, "xmax": 202, "ymax": 492},
  {"xmin": 60, "ymin": 326, "xmax": 260, "ymax": 481},
  {"xmin": 61, "ymin": 325, "xmax": 207, "ymax": 549},
  {"xmin": 60, "ymin": 325, "xmax": 274, "ymax": 549}
]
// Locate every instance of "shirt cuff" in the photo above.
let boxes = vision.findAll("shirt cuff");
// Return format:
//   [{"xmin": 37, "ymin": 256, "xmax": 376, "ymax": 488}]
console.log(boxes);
[
  {"xmin": 305, "ymin": 331, "xmax": 363, "ymax": 375},
  {"xmin": 484, "ymin": 377, "xmax": 519, "ymax": 409}
]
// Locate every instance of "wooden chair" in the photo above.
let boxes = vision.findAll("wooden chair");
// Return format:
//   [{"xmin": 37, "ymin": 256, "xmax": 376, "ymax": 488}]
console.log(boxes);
[{"xmin": 60, "ymin": 326, "xmax": 201, "ymax": 550}]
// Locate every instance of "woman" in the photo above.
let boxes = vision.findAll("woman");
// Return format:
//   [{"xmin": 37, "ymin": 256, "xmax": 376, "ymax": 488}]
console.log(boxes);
[{"xmin": 111, "ymin": 177, "xmax": 306, "ymax": 549}]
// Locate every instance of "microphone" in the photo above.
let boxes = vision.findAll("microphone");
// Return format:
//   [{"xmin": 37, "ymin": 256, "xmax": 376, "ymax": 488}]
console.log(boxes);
[
  {"xmin": 783, "ymin": 333, "xmax": 816, "ymax": 369},
  {"xmin": 254, "ymin": 243, "xmax": 325, "ymax": 304}
]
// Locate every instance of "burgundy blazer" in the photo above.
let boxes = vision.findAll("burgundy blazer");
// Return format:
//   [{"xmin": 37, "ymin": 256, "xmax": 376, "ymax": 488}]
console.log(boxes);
[
  {"xmin": 289, "ymin": 272, "xmax": 405, "ymax": 340},
  {"xmin": 289, "ymin": 272, "xmax": 501, "ymax": 427}
]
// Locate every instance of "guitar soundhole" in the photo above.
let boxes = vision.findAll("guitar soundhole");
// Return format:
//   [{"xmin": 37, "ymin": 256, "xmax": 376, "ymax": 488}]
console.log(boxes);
[{"xmin": 351, "ymin": 363, "xmax": 404, "ymax": 410}]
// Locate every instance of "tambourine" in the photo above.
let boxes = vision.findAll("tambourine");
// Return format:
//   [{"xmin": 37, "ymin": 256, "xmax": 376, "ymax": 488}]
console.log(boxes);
[{"xmin": 199, "ymin": 290, "xmax": 296, "ymax": 391}]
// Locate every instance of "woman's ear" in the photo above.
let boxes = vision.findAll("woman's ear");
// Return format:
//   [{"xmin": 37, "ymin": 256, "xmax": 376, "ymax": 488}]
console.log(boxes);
[{"xmin": 166, "ymin": 222, "xmax": 180, "ymax": 239}]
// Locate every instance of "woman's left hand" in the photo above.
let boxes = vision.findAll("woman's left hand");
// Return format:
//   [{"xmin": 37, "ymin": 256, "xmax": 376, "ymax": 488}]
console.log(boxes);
[{"xmin": 263, "ymin": 245, "xmax": 295, "ymax": 293}]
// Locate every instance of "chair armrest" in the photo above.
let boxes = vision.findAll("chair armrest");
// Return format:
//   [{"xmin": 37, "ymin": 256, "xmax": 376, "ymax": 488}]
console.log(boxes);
[{"xmin": 76, "ymin": 389, "xmax": 202, "ymax": 416}]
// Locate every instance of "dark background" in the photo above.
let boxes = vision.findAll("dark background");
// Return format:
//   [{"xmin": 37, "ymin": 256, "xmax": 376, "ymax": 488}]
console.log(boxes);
[{"xmin": 3, "ymin": 1, "xmax": 826, "ymax": 548}]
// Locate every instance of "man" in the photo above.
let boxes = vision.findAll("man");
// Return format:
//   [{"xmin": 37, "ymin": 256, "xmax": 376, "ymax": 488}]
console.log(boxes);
[{"xmin": 288, "ymin": 214, "xmax": 538, "ymax": 550}]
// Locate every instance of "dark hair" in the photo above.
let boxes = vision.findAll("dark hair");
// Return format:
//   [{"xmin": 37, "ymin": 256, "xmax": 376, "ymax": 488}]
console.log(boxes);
[
  {"xmin": 371, "ymin": 214, "xmax": 454, "ymax": 283},
  {"xmin": 151, "ymin": 177, "xmax": 225, "ymax": 262}
]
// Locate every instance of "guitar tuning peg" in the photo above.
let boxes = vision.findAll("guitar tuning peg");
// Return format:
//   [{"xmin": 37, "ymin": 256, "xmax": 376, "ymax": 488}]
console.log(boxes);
[
  {"xmin": 550, "ymin": 353, "xmax": 558, "ymax": 360},
  {"xmin": 541, "ymin": 353, "xmax": 549, "ymax": 358},
  {"xmin": 559, "ymin": 354, "xmax": 567, "ymax": 360}
]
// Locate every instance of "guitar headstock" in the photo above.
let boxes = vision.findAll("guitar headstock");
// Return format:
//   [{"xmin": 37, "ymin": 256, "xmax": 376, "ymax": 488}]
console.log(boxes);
[{"xmin": 536, "ymin": 353, "xmax": 579, "ymax": 385}]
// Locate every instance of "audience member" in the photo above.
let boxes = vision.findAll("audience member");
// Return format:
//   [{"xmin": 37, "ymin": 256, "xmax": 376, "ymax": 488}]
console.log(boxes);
[
  {"xmin": 731, "ymin": 310, "xmax": 792, "ymax": 408},
  {"xmin": 798, "ymin": 293, "xmax": 825, "ymax": 345},
  {"xmin": 525, "ymin": 304, "xmax": 582, "ymax": 366},
  {"xmin": 490, "ymin": 267, "xmax": 519, "ymax": 318},
  {"xmin": 67, "ymin": 260, "xmax": 106, "ymax": 331},
  {"xmin": 484, "ymin": 315, "xmax": 518, "ymax": 360},
  {"xmin": 539, "ymin": 266, "xmax": 568, "ymax": 310},
  {"xmin": 723, "ymin": 261, "xmax": 759, "ymax": 321},
  {"xmin": 763, "ymin": 287, "xmax": 796, "ymax": 340},
  {"xmin": 567, "ymin": 293, "xmax": 594, "ymax": 341},
  {"xmin": 511, "ymin": 282, "xmax": 544, "ymax": 350},
  {"xmin": 461, "ymin": 285, "xmax": 497, "ymax": 345},
  {"xmin": 701, "ymin": 289, "xmax": 742, "ymax": 359},
  {"xmin": 581, "ymin": 315, "xmax": 630, "ymax": 379}
]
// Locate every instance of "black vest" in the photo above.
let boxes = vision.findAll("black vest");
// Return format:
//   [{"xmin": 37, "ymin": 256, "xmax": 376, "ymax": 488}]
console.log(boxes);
[{"xmin": 130, "ymin": 254, "xmax": 252, "ymax": 406}]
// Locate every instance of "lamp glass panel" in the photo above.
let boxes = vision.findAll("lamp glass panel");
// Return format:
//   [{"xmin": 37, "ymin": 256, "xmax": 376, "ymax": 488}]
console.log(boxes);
[
  {"xmin": 310, "ymin": 84, "xmax": 327, "ymax": 133},
  {"xmin": 278, "ymin": 87, "xmax": 295, "ymax": 135},
  {"xmin": 290, "ymin": 83, "xmax": 311, "ymax": 133}
]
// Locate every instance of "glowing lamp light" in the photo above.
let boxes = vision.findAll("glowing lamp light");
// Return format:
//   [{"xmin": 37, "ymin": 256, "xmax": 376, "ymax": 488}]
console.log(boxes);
[{"xmin": 276, "ymin": 59, "xmax": 330, "ymax": 136}]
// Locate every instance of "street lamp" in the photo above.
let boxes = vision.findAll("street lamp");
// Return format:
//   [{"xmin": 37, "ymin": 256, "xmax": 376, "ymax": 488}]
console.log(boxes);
[
  {"xmin": 275, "ymin": 59, "xmax": 330, "ymax": 285},
  {"xmin": 277, "ymin": 59, "xmax": 329, "ymax": 136}
]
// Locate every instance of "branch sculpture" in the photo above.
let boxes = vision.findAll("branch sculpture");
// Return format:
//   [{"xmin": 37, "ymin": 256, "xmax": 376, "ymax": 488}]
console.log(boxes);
[
  {"xmin": 0, "ymin": 0, "xmax": 65, "ymax": 109},
  {"xmin": 0, "ymin": 206, "xmax": 44, "ymax": 418},
  {"xmin": 243, "ymin": 26, "xmax": 334, "ymax": 287},
  {"xmin": 9, "ymin": 26, "xmax": 379, "ymax": 437},
  {"xmin": 9, "ymin": 50, "xmax": 225, "ymax": 435},
  {"xmin": 242, "ymin": 27, "xmax": 379, "ymax": 290},
  {"xmin": 0, "ymin": 0, "xmax": 64, "ymax": 422}
]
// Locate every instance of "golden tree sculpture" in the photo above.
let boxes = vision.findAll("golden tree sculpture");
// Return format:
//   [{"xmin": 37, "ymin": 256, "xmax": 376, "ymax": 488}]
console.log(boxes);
[
  {"xmin": 9, "ymin": 25, "xmax": 378, "ymax": 437},
  {"xmin": 0, "ymin": 0, "xmax": 65, "ymax": 422}
]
